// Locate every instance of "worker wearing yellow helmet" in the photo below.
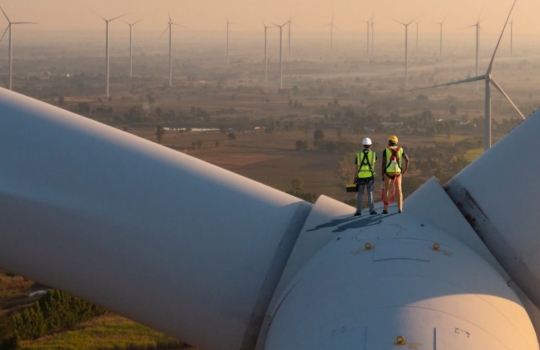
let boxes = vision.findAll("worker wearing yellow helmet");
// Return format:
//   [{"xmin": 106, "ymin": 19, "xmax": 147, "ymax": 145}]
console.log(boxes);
[
  {"xmin": 381, "ymin": 135, "xmax": 410, "ymax": 214},
  {"xmin": 353, "ymin": 137, "xmax": 378, "ymax": 216}
]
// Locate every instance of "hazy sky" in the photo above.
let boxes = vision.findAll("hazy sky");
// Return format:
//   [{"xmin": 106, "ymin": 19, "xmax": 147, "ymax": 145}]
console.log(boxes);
[{"xmin": 2, "ymin": 0, "xmax": 540, "ymax": 35}]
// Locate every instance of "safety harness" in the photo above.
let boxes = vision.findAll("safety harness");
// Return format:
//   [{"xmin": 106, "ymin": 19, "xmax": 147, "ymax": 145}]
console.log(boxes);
[
  {"xmin": 383, "ymin": 146, "xmax": 402, "ymax": 205},
  {"xmin": 357, "ymin": 149, "xmax": 375, "ymax": 178}
]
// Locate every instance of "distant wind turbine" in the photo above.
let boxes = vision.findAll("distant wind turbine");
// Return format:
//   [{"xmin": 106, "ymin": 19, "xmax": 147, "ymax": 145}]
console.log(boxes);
[
  {"xmin": 371, "ymin": 14, "xmax": 374, "ymax": 56},
  {"xmin": 508, "ymin": 18, "xmax": 514, "ymax": 57},
  {"xmin": 363, "ymin": 17, "xmax": 371, "ymax": 62},
  {"xmin": 0, "ymin": 6, "xmax": 37, "ymax": 91},
  {"xmin": 270, "ymin": 21, "xmax": 288, "ymax": 89},
  {"xmin": 323, "ymin": 14, "xmax": 337, "ymax": 52},
  {"xmin": 415, "ymin": 21, "xmax": 421, "ymax": 52},
  {"xmin": 226, "ymin": 18, "xmax": 237, "ymax": 65},
  {"xmin": 462, "ymin": 10, "xmax": 483, "ymax": 91},
  {"xmin": 97, "ymin": 13, "xmax": 128, "ymax": 98},
  {"xmin": 160, "ymin": 13, "xmax": 187, "ymax": 87},
  {"xmin": 435, "ymin": 15, "xmax": 447, "ymax": 59},
  {"xmin": 126, "ymin": 19, "xmax": 143, "ymax": 78},
  {"xmin": 287, "ymin": 14, "xmax": 298, "ymax": 62},
  {"xmin": 393, "ymin": 16, "xmax": 420, "ymax": 88},
  {"xmin": 411, "ymin": 0, "xmax": 523, "ymax": 151},
  {"xmin": 263, "ymin": 22, "xmax": 274, "ymax": 83}
]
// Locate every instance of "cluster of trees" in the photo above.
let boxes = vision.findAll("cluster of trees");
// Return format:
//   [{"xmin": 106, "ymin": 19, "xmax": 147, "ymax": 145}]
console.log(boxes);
[
  {"xmin": 0, "ymin": 290, "xmax": 107, "ymax": 348},
  {"xmin": 286, "ymin": 177, "xmax": 318, "ymax": 203}
]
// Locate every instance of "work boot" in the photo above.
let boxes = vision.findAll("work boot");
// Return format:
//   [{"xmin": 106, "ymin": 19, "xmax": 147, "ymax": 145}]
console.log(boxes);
[
  {"xmin": 398, "ymin": 210, "xmax": 402, "ymax": 214},
  {"xmin": 354, "ymin": 212, "xmax": 361, "ymax": 217},
  {"xmin": 369, "ymin": 211, "xmax": 377, "ymax": 215},
  {"xmin": 382, "ymin": 210, "xmax": 388, "ymax": 214}
]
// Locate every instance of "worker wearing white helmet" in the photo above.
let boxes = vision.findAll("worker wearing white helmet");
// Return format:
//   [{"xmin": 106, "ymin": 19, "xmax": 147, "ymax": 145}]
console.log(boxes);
[{"xmin": 353, "ymin": 137, "xmax": 378, "ymax": 216}]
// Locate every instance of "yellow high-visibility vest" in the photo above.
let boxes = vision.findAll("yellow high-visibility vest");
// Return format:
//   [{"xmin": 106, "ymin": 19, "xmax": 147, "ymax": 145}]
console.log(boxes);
[
  {"xmin": 384, "ymin": 146, "xmax": 404, "ymax": 174},
  {"xmin": 357, "ymin": 149, "xmax": 376, "ymax": 178}
]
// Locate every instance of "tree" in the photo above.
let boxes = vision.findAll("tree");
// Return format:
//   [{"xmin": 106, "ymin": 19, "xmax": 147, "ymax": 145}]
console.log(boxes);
[
  {"xmin": 227, "ymin": 132, "xmax": 236, "ymax": 140},
  {"xmin": 295, "ymin": 140, "xmax": 307, "ymax": 151},
  {"xmin": 449, "ymin": 105, "xmax": 457, "ymax": 115},
  {"xmin": 192, "ymin": 139, "xmax": 203, "ymax": 150},
  {"xmin": 155, "ymin": 126, "xmax": 166, "ymax": 144},
  {"xmin": 291, "ymin": 177, "xmax": 304, "ymax": 193},
  {"xmin": 78, "ymin": 102, "xmax": 90, "ymax": 113},
  {"xmin": 58, "ymin": 96, "xmax": 65, "ymax": 106},
  {"xmin": 314, "ymin": 129, "xmax": 325, "ymax": 141}
]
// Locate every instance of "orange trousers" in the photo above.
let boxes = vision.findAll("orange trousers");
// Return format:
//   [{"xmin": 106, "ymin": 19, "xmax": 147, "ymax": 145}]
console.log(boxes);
[{"xmin": 383, "ymin": 173, "xmax": 402, "ymax": 211}]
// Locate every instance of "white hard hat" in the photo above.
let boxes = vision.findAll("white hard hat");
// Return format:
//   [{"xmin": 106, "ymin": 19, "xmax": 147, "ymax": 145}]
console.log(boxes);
[{"xmin": 362, "ymin": 137, "xmax": 372, "ymax": 146}]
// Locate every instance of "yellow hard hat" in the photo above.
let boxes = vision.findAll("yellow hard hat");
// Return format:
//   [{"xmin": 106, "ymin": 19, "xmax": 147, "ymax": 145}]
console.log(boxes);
[{"xmin": 388, "ymin": 135, "xmax": 398, "ymax": 143}]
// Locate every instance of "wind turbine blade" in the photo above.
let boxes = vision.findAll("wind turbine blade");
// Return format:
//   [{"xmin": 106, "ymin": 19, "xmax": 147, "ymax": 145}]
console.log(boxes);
[
  {"xmin": 441, "ymin": 14, "xmax": 448, "ymax": 24},
  {"xmin": 406, "ymin": 15, "xmax": 422, "ymax": 25},
  {"xmin": 459, "ymin": 24, "xmax": 477, "ymax": 29},
  {"xmin": 168, "ymin": 11, "xmax": 172, "ymax": 23},
  {"xmin": 391, "ymin": 18, "xmax": 407, "ymax": 26},
  {"xmin": 92, "ymin": 10, "xmax": 106, "ymax": 21},
  {"xmin": 407, "ymin": 74, "xmax": 486, "ymax": 91},
  {"xmin": 0, "ymin": 25, "xmax": 9, "ymax": 43},
  {"xmin": 486, "ymin": 0, "xmax": 517, "ymax": 74},
  {"xmin": 109, "ymin": 13, "xmax": 130, "ymax": 22},
  {"xmin": 490, "ymin": 78, "xmax": 525, "ymax": 120},
  {"xmin": 158, "ymin": 25, "xmax": 168, "ymax": 39},
  {"xmin": 478, "ymin": 4, "xmax": 484, "ymax": 23},
  {"xmin": 132, "ymin": 18, "xmax": 144, "ymax": 26},
  {"xmin": 0, "ymin": 5, "xmax": 9, "ymax": 22},
  {"xmin": 172, "ymin": 22, "xmax": 189, "ymax": 29},
  {"xmin": 12, "ymin": 22, "xmax": 37, "ymax": 25}
]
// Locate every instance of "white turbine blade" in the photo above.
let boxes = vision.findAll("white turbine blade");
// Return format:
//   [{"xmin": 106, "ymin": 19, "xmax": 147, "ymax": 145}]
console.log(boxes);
[
  {"xmin": 158, "ymin": 25, "xmax": 168, "ymax": 39},
  {"xmin": 92, "ymin": 10, "xmax": 106, "ymax": 21},
  {"xmin": 12, "ymin": 22, "xmax": 37, "ymax": 25},
  {"xmin": 0, "ymin": 88, "xmax": 312, "ymax": 350},
  {"xmin": 406, "ymin": 15, "xmax": 422, "ymax": 25},
  {"xmin": 391, "ymin": 18, "xmax": 407, "ymax": 26},
  {"xmin": 486, "ymin": 0, "xmax": 517, "ymax": 74},
  {"xmin": 490, "ymin": 78, "xmax": 525, "ymax": 120},
  {"xmin": 132, "ymin": 18, "xmax": 144, "ymax": 26},
  {"xmin": 459, "ymin": 24, "xmax": 477, "ymax": 29},
  {"xmin": 408, "ymin": 74, "xmax": 486, "ymax": 91},
  {"xmin": 171, "ymin": 22, "xmax": 189, "ymax": 30},
  {"xmin": 0, "ymin": 5, "xmax": 10, "ymax": 22},
  {"xmin": 109, "ymin": 13, "xmax": 130, "ymax": 22},
  {"xmin": 0, "ymin": 25, "xmax": 9, "ymax": 43}
]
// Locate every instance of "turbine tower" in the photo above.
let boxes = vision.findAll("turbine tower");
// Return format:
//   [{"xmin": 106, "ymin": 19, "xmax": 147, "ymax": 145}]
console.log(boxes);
[
  {"xmin": 412, "ymin": 0, "xmax": 523, "ymax": 151},
  {"xmin": 363, "ymin": 17, "xmax": 371, "ymax": 62},
  {"xmin": 271, "ymin": 21, "xmax": 288, "ymax": 89},
  {"xmin": 98, "ymin": 13, "xmax": 127, "ymax": 99},
  {"xmin": 394, "ymin": 16, "xmax": 419, "ymax": 88},
  {"xmin": 463, "ymin": 11, "xmax": 483, "ymax": 91},
  {"xmin": 509, "ymin": 18, "xmax": 514, "ymax": 57},
  {"xmin": 160, "ymin": 13, "xmax": 186, "ymax": 87},
  {"xmin": 415, "ymin": 21, "xmax": 421, "ymax": 52},
  {"xmin": 435, "ymin": 16, "xmax": 447, "ymax": 59},
  {"xmin": 0, "ymin": 6, "xmax": 36, "ymax": 91},
  {"xmin": 226, "ymin": 18, "xmax": 237, "ymax": 65},
  {"xmin": 323, "ymin": 14, "xmax": 337, "ymax": 52},
  {"xmin": 126, "ymin": 19, "xmax": 143, "ymax": 78},
  {"xmin": 263, "ymin": 22, "xmax": 274, "ymax": 83},
  {"xmin": 370, "ymin": 14, "xmax": 374, "ymax": 56}
]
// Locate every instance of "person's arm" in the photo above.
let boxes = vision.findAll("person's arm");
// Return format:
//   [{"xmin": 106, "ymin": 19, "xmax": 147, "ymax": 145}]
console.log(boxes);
[
  {"xmin": 354, "ymin": 154, "xmax": 358, "ymax": 180},
  {"xmin": 402, "ymin": 153, "xmax": 410, "ymax": 174},
  {"xmin": 381, "ymin": 152, "xmax": 386, "ymax": 180}
]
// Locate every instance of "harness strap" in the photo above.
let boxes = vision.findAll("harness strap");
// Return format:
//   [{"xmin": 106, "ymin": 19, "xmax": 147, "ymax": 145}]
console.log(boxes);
[
  {"xmin": 358, "ymin": 150, "xmax": 375, "ymax": 177},
  {"xmin": 384, "ymin": 146, "xmax": 402, "ymax": 174}
]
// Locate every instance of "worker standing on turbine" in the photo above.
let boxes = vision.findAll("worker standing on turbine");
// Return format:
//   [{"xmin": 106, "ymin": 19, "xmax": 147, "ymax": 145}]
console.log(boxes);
[
  {"xmin": 382, "ymin": 135, "xmax": 409, "ymax": 214},
  {"xmin": 354, "ymin": 137, "xmax": 378, "ymax": 216}
]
